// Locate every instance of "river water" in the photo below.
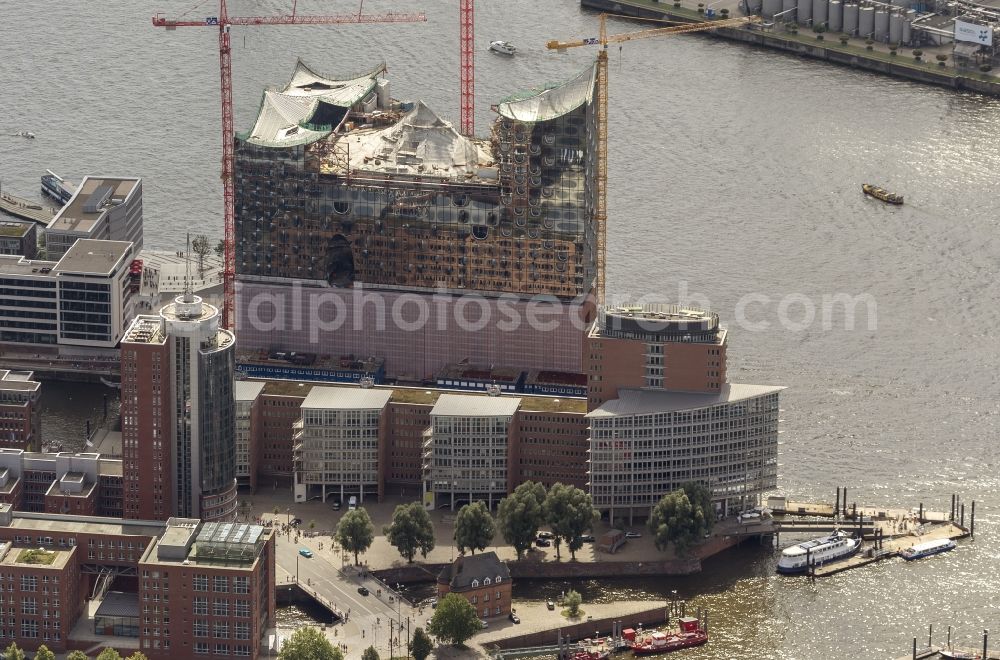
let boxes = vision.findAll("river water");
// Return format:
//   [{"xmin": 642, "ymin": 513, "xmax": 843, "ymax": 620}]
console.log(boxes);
[{"xmin": 4, "ymin": 1, "xmax": 1000, "ymax": 657}]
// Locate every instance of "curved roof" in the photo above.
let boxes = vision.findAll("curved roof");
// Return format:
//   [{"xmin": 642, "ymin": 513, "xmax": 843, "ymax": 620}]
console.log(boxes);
[
  {"xmin": 239, "ymin": 59, "xmax": 385, "ymax": 147},
  {"xmin": 495, "ymin": 62, "xmax": 597, "ymax": 123}
]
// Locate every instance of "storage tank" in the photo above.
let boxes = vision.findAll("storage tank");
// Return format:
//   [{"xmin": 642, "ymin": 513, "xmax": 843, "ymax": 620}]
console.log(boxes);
[
  {"xmin": 889, "ymin": 12, "xmax": 904, "ymax": 44},
  {"xmin": 874, "ymin": 9, "xmax": 890, "ymax": 41},
  {"xmin": 783, "ymin": 0, "xmax": 798, "ymax": 20},
  {"xmin": 844, "ymin": 3, "xmax": 859, "ymax": 33},
  {"xmin": 859, "ymin": 6, "xmax": 875, "ymax": 38},
  {"xmin": 763, "ymin": 0, "xmax": 782, "ymax": 19},
  {"xmin": 829, "ymin": 1, "xmax": 843, "ymax": 32},
  {"xmin": 813, "ymin": 0, "xmax": 828, "ymax": 26},
  {"xmin": 903, "ymin": 9, "xmax": 915, "ymax": 44},
  {"xmin": 797, "ymin": 0, "xmax": 813, "ymax": 24}
]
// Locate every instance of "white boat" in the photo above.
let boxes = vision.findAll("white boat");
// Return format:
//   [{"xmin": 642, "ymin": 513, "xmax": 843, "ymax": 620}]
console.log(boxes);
[
  {"xmin": 489, "ymin": 40, "xmax": 516, "ymax": 56},
  {"xmin": 776, "ymin": 530, "xmax": 861, "ymax": 574},
  {"xmin": 899, "ymin": 538, "xmax": 956, "ymax": 561},
  {"xmin": 11, "ymin": 131, "xmax": 35, "ymax": 139}
]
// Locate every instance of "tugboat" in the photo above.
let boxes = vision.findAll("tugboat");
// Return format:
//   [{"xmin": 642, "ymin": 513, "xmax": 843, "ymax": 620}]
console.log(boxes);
[
  {"xmin": 489, "ymin": 40, "xmax": 517, "ymax": 55},
  {"xmin": 862, "ymin": 183, "xmax": 904, "ymax": 205},
  {"xmin": 626, "ymin": 617, "xmax": 708, "ymax": 655}
]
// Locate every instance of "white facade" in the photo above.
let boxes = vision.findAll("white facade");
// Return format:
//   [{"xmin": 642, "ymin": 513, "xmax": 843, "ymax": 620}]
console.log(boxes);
[
  {"xmin": 293, "ymin": 387, "xmax": 391, "ymax": 504},
  {"xmin": 587, "ymin": 385, "xmax": 783, "ymax": 525},
  {"xmin": 46, "ymin": 177, "xmax": 143, "ymax": 259},
  {"xmin": 423, "ymin": 394, "xmax": 520, "ymax": 511}
]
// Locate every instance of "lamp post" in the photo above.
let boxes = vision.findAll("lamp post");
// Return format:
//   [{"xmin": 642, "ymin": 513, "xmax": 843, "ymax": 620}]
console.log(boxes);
[{"xmin": 296, "ymin": 553, "xmax": 299, "ymax": 584}]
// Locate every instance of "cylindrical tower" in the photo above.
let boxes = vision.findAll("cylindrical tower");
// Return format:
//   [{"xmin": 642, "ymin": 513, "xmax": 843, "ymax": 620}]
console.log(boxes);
[{"xmin": 161, "ymin": 293, "xmax": 238, "ymax": 522}]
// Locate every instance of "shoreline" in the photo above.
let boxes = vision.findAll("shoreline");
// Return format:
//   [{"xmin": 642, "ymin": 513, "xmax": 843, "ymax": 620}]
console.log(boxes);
[{"xmin": 580, "ymin": 0, "xmax": 1000, "ymax": 98}]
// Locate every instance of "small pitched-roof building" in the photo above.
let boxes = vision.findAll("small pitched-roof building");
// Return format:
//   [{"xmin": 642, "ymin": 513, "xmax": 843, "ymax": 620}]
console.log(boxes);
[{"xmin": 436, "ymin": 551, "xmax": 512, "ymax": 619}]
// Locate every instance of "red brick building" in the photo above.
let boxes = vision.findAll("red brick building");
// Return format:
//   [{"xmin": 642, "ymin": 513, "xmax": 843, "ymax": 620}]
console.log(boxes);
[
  {"xmin": 437, "ymin": 552, "xmax": 512, "ymax": 619},
  {"xmin": 0, "ymin": 370, "xmax": 41, "ymax": 452}
]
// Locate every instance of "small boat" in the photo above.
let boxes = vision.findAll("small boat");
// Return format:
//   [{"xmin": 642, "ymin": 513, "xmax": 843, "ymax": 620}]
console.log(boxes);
[
  {"xmin": 900, "ymin": 538, "xmax": 956, "ymax": 561},
  {"xmin": 938, "ymin": 649, "xmax": 979, "ymax": 659},
  {"xmin": 489, "ymin": 40, "xmax": 516, "ymax": 55},
  {"xmin": 569, "ymin": 649, "xmax": 611, "ymax": 660},
  {"xmin": 776, "ymin": 529, "xmax": 861, "ymax": 574},
  {"xmin": 862, "ymin": 183, "xmax": 903, "ymax": 205},
  {"xmin": 627, "ymin": 617, "xmax": 707, "ymax": 656},
  {"xmin": 11, "ymin": 131, "xmax": 35, "ymax": 139}
]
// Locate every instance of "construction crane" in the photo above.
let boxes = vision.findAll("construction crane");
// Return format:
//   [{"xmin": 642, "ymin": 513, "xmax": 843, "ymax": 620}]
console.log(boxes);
[
  {"xmin": 459, "ymin": 0, "xmax": 475, "ymax": 136},
  {"xmin": 547, "ymin": 13, "xmax": 759, "ymax": 307},
  {"xmin": 152, "ymin": 1, "xmax": 426, "ymax": 330}
]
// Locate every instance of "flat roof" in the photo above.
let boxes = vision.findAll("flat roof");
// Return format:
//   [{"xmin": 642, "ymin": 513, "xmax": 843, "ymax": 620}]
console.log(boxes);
[
  {"xmin": 52, "ymin": 239, "xmax": 132, "ymax": 276},
  {"xmin": 0, "ymin": 544, "xmax": 74, "ymax": 570},
  {"xmin": 122, "ymin": 316, "xmax": 166, "ymax": 345},
  {"xmin": 587, "ymin": 384, "xmax": 785, "ymax": 418},
  {"xmin": 47, "ymin": 176, "xmax": 140, "ymax": 235},
  {"xmin": 431, "ymin": 393, "xmax": 521, "ymax": 417},
  {"xmin": 0, "ymin": 222, "xmax": 32, "ymax": 238},
  {"xmin": 233, "ymin": 380, "xmax": 266, "ymax": 403},
  {"xmin": 301, "ymin": 386, "xmax": 392, "ymax": 410},
  {"xmin": 0, "ymin": 255, "xmax": 57, "ymax": 277},
  {"xmin": 0, "ymin": 370, "xmax": 40, "ymax": 393},
  {"xmin": 6, "ymin": 512, "xmax": 165, "ymax": 538}
]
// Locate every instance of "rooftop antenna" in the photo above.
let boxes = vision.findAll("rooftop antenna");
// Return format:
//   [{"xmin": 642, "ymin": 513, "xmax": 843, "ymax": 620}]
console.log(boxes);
[{"xmin": 183, "ymin": 232, "xmax": 194, "ymax": 303}]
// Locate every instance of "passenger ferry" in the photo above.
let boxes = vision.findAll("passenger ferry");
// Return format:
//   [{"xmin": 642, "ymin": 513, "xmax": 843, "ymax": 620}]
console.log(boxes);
[
  {"xmin": 776, "ymin": 530, "xmax": 861, "ymax": 574},
  {"xmin": 899, "ymin": 538, "xmax": 956, "ymax": 561},
  {"xmin": 41, "ymin": 171, "xmax": 76, "ymax": 205}
]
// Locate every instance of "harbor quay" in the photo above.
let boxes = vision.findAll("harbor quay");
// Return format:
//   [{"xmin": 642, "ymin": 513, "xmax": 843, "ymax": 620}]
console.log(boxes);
[{"xmin": 581, "ymin": 0, "xmax": 1000, "ymax": 97}]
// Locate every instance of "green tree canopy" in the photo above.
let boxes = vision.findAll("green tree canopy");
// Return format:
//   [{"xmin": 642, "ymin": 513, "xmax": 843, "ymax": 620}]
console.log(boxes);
[
  {"xmin": 384, "ymin": 502, "xmax": 435, "ymax": 563},
  {"xmin": 67, "ymin": 652, "xmax": 90, "ymax": 660},
  {"xmin": 497, "ymin": 481, "xmax": 547, "ymax": 559},
  {"xmin": 125, "ymin": 654, "xmax": 149, "ymax": 660},
  {"xmin": 648, "ymin": 486, "xmax": 711, "ymax": 557},
  {"xmin": 33, "ymin": 647, "xmax": 55, "ymax": 660},
  {"xmin": 682, "ymin": 481, "xmax": 715, "ymax": 534},
  {"xmin": 544, "ymin": 483, "xmax": 599, "ymax": 560},
  {"xmin": 565, "ymin": 589, "xmax": 583, "ymax": 617},
  {"xmin": 454, "ymin": 502, "xmax": 495, "ymax": 555},
  {"xmin": 95, "ymin": 650, "xmax": 121, "ymax": 660},
  {"xmin": 191, "ymin": 234, "xmax": 211, "ymax": 272},
  {"xmin": 411, "ymin": 627, "xmax": 434, "ymax": 660},
  {"xmin": 335, "ymin": 508, "xmax": 375, "ymax": 565},
  {"xmin": 278, "ymin": 626, "xmax": 344, "ymax": 660},
  {"xmin": 361, "ymin": 646, "xmax": 379, "ymax": 660},
  {"xmin": 427, "ymin": 592, "xmax": 482, "ymax": 646}
]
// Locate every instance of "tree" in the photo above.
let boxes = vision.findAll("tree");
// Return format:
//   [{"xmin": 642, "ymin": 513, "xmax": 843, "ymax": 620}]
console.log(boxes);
[
  {"xmin": 544, "ymin": 483, "xmax": 599, "ymax": 560},
  {"xmin": 648, "ymin": 486, "xmax": 711, "ymax": 557},
  {"xmin": 565, "ymin": 589, "xmax": 583, "ymax": 617},
  {"xmin": 278, "ymin": 626, "xmax": 344, "ymax": 660},
  {"xmin": 384, "ymin": 502, "xmax": 435, "ymax": 563},
  {"xmin": 361, "ymin": 647, "xmax": 379, "ymax": 660},
  {"xmin": 32, "ymin": 647, "xmax": 55, "ymax": 660},
  {"xmin": 335, "ymin": 508, "xmax": 375, "ymax": 565},
  {"xmin": 95, "ymin": 650, "xmax": 121, "ymax": 660},
  {"xmin": 191, "ymin": 234, "xmax": 211, "ymax": 273},
  {"xmin": 67, "ymin": 653, "xmax": 90, "ymax": 660},
  {"xmin": 125, "ymin": 654, "xmax": 149, "ymax": 660},
  {"xmin": 3, "ymin": 644, "xmax": 23, "ymax": 660},
  {"xmin": 682, "ymin": 482, "xmax": 715, "ymax": 535},
  {"xmin": 454, "ymin": 502, "xmax": 495, "ymax": 555},
  {"xmin": 427, "ymin": 593, "xmax": 482, "ymax": 646},
  {"xmin": 497, "ymin": 481, "xmax": 547, "ymax": 560},
  {"xmin": 214, "ymin": 238, "xmax": 225, "ymax": 258},
  {"xmin": 309, "ymin": 520, "xmax": 316, "ymax": 532},
  {"xmin": 411, "ymin": 627, "xmax": 434, "ymax": 660}
]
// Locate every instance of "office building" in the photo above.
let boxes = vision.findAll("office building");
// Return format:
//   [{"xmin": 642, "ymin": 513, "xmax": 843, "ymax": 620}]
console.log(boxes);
[
  {"xmin": 0, "ymin": 221, "xmax": 37, "ymax": 260},
  {"xmin": 0, "ymin": 371, "xmax": 41, "ymax": 451},
  {"xmin": 121, "ymin": 291, "xmax": 237, "ymax": 522},
  {"xmin": 46, "ymin": 177, "xmax": 142, "ymax": 259},
  {"xmin": 233, "ymin": 381, "xmax": 265, "ymax": 492}
]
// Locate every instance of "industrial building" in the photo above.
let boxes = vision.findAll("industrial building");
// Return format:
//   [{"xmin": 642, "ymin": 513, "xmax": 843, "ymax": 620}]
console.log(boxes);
[
  {"xmin": 120, "ymin": 291, "xmax": 237, "ymax": 523},
  {"xmin": 45, "ymin": 177, "xmax": 142, "ymax": 260},
  {"xmin": 0, "ymin": 239, "xmax": 136, "ymax": 351},
  {"xmin": 234, "ymin": 60, "xmax": 599, "ymax": 380},
  {"xmin": 0, "ymin": 371, "xmax": 41, "ymax": 452}
]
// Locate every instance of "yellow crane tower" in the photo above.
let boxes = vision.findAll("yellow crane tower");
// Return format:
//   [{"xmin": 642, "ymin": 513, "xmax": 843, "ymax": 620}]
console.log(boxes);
[{"xmin": 547, "ymin": 13, "xmax": 760, "ymax": 306}]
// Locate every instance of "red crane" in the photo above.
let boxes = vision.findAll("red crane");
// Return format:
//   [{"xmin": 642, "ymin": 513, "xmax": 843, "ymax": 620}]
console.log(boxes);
[
  {"xmin": 459, "ymin": 0, "xmax": 474, "ymax": 136},
  {"xmin": 152, "ymin": 1, "xmax": 426, "ymax": 330}
]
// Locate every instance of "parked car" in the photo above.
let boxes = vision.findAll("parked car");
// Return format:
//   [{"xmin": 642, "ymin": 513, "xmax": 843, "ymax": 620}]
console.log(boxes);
[
  {"xmin": 357, "ymin": 586, "xmax": 370, "ymax": 596},
  {"xmin": 546, "ymin": 600, "xmax": 555, "ymax": 611},
  {"xmin": 624, "ymin": 531, "xmax": 642, "ymax": 539},
  {"xmin": 576, "ymin": 534, "xmax": 595, "ymax": 543},
  {"xmin": 329, "ymin": 500, "xmax": 342, "ymax": 510},
  {"xmin": 298, "ymin": 548, "xmax": 313, "ymax": 558},
  {"xmin": 537, "ymin": 531, "xmax": 554, "ymax": 539},
  {"xmin": 348, "ymin": 496, "xmax": 358, "ymax": 510},
  {"xmin": 479, "ymin": 619, "xmax": 489, "ymax": 629},
  {"xmin": 430, "ymin": 598, "xmax": 438, "ymax": 609},
  {"xmin": 290, "ymin": 518, "xmax": 303, "ymax": 527},
  {"xmin": 509, "ymin": 612, "xmax": 520, "ymax": 624},
  {"xmin": 535, "ymin": 538, "xmax": 551, "ymax": 547}
]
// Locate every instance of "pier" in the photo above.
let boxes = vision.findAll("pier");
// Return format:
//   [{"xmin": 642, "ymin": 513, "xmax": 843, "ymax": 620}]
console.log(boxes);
[
  {"xmin": 894, "ymin": 626, "xmax": 997, "ymax": 659},
  {"xmin": 0, "ymin": 190, "xmax": 55, "ymax": 225}
]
